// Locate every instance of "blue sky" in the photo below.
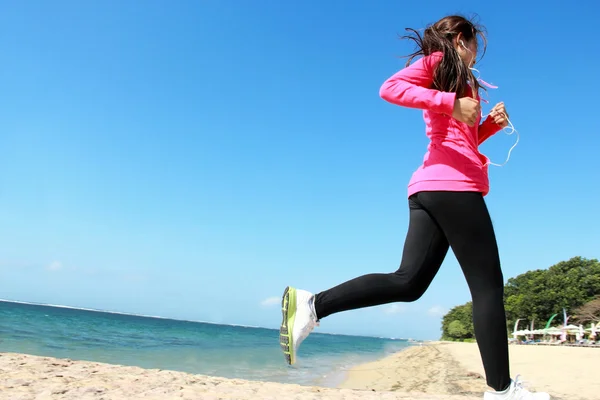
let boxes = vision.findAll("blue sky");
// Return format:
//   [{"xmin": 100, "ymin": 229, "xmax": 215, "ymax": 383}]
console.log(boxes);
[{"xmin": 1, "ymin": 1, "xmax": 598, "ymax": 340}]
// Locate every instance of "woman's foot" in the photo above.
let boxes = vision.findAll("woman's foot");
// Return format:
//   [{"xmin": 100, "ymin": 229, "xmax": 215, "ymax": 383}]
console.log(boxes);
[
  {"xmin": 484, "ymin": 376, "xmax": 550, "ymax": 399},
  {"xmin": 278, "ymin": 286, "xmax": 319, "ymax": 365}
]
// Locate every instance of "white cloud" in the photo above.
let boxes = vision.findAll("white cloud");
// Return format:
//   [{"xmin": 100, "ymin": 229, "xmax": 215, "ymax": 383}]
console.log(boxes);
[
  {"xmin": 428, "ymin": 305, "xmax": 447, "ymax": 317},
  {"xmin": 260, "ymin": 296, "xmax": 280, "ymax": 307},
  {"xmin": 47, "ymin": 261, "xmax": 63, "ymax": 272},
  {"xmin": 384, "ymin": 304, "xmax": 407, "ymax": 314}
]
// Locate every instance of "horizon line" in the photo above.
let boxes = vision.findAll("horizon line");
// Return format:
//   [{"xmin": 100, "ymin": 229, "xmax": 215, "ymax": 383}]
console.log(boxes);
[{"xmin": 0, "ymin": 298, "xmax": 417, "ymax": 341}]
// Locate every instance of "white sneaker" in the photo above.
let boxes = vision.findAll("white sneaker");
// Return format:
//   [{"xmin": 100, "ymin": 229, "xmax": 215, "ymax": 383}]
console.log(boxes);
[
  {"xmin": 483, "ymin": 376, "xmax": 550, "ymax": 400},
  {"xmin": 278, "ymin": 286, "xmax": 319, "ymax": 365}
]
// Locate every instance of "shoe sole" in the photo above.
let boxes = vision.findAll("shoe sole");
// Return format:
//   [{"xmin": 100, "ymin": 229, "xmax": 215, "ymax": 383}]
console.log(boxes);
[{"xmin": 279, "ymin": 286, "xmax": 297, "ymax": 365}]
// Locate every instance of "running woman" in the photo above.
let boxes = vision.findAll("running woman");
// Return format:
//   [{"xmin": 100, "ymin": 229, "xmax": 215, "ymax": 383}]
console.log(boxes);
[{"xmin": 278, "ymin": 15, "xmax": 551, "ymax": 400}]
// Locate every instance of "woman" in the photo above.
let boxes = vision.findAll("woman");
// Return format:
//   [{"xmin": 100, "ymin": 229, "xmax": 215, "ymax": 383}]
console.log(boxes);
[{"xmin": 278, "ymin": 15, "xmax": 550, "ymax": 400}]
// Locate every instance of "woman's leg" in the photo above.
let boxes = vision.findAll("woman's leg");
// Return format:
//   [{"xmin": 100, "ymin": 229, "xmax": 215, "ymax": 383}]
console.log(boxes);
[
  {"xmin": 279, "ymin": 194, "xmax": 451, "ymax": 365},
  {"xmin": 314, "ymin": 195, "xmax": 450, "ymax": 319},
  {"xmin": 418, "ymin": 191, "xmax": 510, "ymax": 392}
]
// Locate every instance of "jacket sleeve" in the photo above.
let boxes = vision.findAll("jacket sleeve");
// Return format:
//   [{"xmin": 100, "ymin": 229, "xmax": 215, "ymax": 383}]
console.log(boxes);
[
  {"xmin": 379, "ymin": 52, "xmax": 456, "ymax": 116},
  {"xmin": 478, "ymin": 117, "xmax": 503, "ymax": 145}
]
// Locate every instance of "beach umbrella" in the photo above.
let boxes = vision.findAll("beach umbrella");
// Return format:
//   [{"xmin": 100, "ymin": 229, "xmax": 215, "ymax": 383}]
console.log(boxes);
[
  {"xmin": 562, "ymin": 324, "xmax": 579, "ymax": 330},
  {"xmin": 544, "ymin": 327, "xmax": 562, "ymax": 336}
]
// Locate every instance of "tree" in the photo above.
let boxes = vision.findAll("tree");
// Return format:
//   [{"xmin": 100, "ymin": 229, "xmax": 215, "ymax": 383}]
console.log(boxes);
[
  {"xmin": 504, "ymin": 257, "xmax": 600, "ymax": 329},
  {"xmin": 439, "ymin": 256, "xmax": 600, "ymax": 339},
  {"xmin": 441, "ymin": 302, "xmax": 473, "ymax": 340},
  {"xmin": 447, "ymin": 320, "xmax": 468, "ymax": 338},
  {"xmin": 573, "ymin": 297, "xmax": 600, "ymax": 324}
]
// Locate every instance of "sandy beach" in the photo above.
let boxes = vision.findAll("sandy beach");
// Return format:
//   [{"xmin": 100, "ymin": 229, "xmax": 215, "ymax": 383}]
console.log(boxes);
[
  {"xmin": 1, "ymin": 342, "xmax": 596, "ymax": 399},
  {"xmin": 0, "ymin": 351, "xmax": 478, "ymax": 400},
  {"xmin": 341, "ymin": 342, "xmax": 598, "ymax": 400}
]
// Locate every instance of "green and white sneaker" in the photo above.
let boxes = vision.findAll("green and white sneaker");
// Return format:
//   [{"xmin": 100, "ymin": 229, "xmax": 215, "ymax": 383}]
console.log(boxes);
[{"xmin": 279, "ymin": 286, "xmax": 319, "ymax": 365}]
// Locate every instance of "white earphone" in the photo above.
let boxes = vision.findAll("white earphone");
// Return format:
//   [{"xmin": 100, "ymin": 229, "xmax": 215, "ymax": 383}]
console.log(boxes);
[{"xmin": 459, "ymin": 38, "xmax": 520, "ymax": 167}]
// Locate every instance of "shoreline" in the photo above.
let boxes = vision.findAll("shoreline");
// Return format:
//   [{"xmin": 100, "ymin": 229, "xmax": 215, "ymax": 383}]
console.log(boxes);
[
  {"xmin": 1, "ymin": 341, "xmax": 596, "ymax": 399},
  {"xmin": 0, "ymin": 351, "xmax": 481, "ymax": 400},
  {"xmin": 317, "ymin": 340, "xmax": 425, "ymax": 388}
]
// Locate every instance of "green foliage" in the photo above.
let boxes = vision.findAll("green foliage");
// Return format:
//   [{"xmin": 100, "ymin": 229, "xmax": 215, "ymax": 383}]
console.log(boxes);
[
  {"xmin": 441, "ymin": 302, "xmax": 473, "ymax": 340},
  {"xmin": 447, "ymin": 320, "xmax": 468, "ymax": 337},
  {"xmin": 440, "ymin": 256, "xmax": 600, "ymax": 339},
  {"xmin": 504, "ymin": 256, "xmax": 600, "ymax": 329}
]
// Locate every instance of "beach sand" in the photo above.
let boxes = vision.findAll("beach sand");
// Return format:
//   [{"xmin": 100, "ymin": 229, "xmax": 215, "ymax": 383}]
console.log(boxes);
[
  {"xmin": 0, "ymin": 352, "xmax": 479, "ymax": 400},
  {"xmin": 338, "ymin": 343, "xmax": 489, "ymax": 396},
  {"xmin": 444, "ymin": 342, "xmax": 598, "ymax": 400},
  {"xmin": 1, "ymin": 342, "xmax": 596, "ymax": 399},
  {"xmin": 341, "ymin": 342, "xmax": 598, "ymax": 400}
]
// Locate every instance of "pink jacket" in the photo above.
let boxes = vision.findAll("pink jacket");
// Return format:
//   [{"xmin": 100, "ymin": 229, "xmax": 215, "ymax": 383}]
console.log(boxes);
[{"xmin": 379, "ymin": 52, "xmax": 501, "ymax": 197}]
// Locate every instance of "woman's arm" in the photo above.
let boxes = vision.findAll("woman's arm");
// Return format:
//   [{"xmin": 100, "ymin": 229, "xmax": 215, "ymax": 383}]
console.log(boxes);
[
  {"xmin": 379, "ymin": 52, "xmax": 456, "ymax": 116},
  {"xmin": 478, "ymin": 102, "xmax": 509, "ymax": 145},
  {"xmin": 478, "ymin": 117, "xmax": 503, "ymax": 145}
]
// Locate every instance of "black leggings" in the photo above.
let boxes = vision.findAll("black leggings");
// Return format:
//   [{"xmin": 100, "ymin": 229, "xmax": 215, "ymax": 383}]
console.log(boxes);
[{"xmin": 313, "ymin": 191, "xmax": 510, "ymax": 391}]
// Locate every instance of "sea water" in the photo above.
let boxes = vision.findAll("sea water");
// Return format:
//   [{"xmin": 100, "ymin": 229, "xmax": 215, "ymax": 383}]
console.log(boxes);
[{"xmin": 0, "ymin": 300, "xmax": 414, "ymax": 387}]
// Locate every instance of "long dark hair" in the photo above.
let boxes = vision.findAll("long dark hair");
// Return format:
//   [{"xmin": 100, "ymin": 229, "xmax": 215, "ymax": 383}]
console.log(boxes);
[{"xmin": 401, "ymin": 15, "xmax": 487, "ymax": 98}]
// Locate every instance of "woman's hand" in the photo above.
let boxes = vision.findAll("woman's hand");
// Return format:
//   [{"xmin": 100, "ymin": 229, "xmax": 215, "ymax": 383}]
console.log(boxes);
[
  {"xmin": 452, "ymin": 97, "xmax": 481, "ymax": 127},
  {"xmin": 488, "ymin": 102, "xmax": 509, "ymax": 129}
]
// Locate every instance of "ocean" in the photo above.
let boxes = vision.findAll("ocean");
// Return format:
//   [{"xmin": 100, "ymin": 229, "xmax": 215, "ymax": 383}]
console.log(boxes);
[{"xmin": 0, "ymin": 300, "xmax": 415, "ymax": 387}]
